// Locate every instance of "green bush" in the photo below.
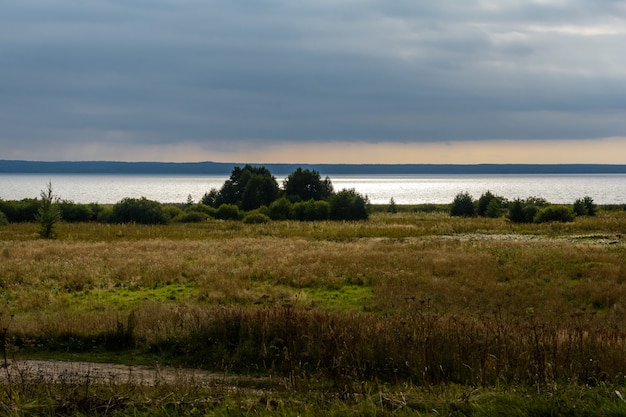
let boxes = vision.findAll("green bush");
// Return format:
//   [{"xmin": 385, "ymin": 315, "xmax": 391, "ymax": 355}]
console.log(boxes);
[
  {"xmin": 329, "ymin": 189, "xmax": 369, "ymax": 221},
  {"xmin": 450, "ymin": 192, "xmax": 475, "ymax": 217},
  {"xmin": 293, "ymin": 200, "xmax": 329, "ymax": 221},
  {"xmin": 268, "ymin": 197, "xmax": 293, "ymax": 220},
  {"xmin": 242, "ymin": 211, "xmax": 271, "ymax": 224},
  {"xmin": 172, "ymin": 211, "xmax": 206, "ymax": 223},
  {"xmin": 0, "ymin": 198, "xmax": 41, "ymax": 222},
  {"xmin": 573, "ymin": 196, "xmax": 597, "ymax": 216},
  {"xmin": 58, "ymin": 200, "xmax": 95, "ymax": 222},
  {"xmin": 109, "ymin": 197, "xmax": 169, "ymax": 224},
  {"xmin": 522, "ymin": 205, "xmax": 539, "ymax": 223},
  {"xmin": 214, "ymin": 204, "xmax": 241, "ymax": 220},
  {"xmin": 188, "ymin": 204, "xmax": 216, "ymax": 218},
  {"xmin": 313, "ymin": 200, "xmax": 331, "ymax": 220},
  {"xmin": 292, "ymin": 201, "xmax": 309, "ymax": 221},
  {"xmin": 534, "ymin": 205, "xmax": 575, "ymax": 223},
  {"xmin": 163, "ymin": 205, "xmax": 183, "ymax": 220},
  {"xmin": 0, "ymin": 210, "xmax": 8, "ymax": 225}
]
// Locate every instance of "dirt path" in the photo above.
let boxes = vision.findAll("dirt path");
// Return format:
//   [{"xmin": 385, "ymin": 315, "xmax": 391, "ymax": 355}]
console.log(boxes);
[{"xmin": 1, "ymin": 359, "xmax": 267, "ymax": 387}]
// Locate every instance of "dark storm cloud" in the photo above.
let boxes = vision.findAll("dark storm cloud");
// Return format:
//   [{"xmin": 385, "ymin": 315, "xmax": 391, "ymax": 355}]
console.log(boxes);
[{"xmin": 1, "ymin": 0, "xmax": 625, "ymax": 158}]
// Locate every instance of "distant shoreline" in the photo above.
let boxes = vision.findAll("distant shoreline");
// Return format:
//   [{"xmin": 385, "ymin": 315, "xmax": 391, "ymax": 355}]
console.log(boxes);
[{"xmin": 1, "ymin": 160, "xmax": 626, "ymax": 175}]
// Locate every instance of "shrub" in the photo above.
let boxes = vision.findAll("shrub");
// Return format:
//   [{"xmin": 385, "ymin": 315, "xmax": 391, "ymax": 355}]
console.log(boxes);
[
  {"xmin": 172, "ymin": 211, "xmax": 206, "ymax": 223},
  {"xmin": 313, "ymin": 200, "xmax": 331, "ymax": 220},
  {"xmin": 109, "ymin": 197, "xmax": 169, "ymax": 224},
  {"xmin": 0, "ymin": 210, "xmax": 8, "ymax": 225},
  {"xmin": 214, "ymin": 204, "xmax": 241, "ymax": 220},
  {"xmin": 163, "ymin": 205, "xmax": 183, "ymax": 220},
  {"xmin": 242, "ymin": 211, "xmax": 271, "ymax": 224},
  {"xmin": 268, "ymin": 197, "xmax": 293, "ymax": 220},
  {"xmin": 573, "ymin": 196, "xmax": 597, "ymax": 216},
  {"xmin": 188, "ymin": 204, "xmax": 216, "ymax": 218},
  {"xmin": 292, "ymin": 200, "xmax": 308, "ymax": 221},
  {"xmin": 387, "ymin": 197, "xmax": 397, "ymax": 213},
  {"xmin": 96, "ymin": 207, "xmax": 113, "ymax": 223},
  {"xmin": 534, "ymin": 205, "xmax": 575, "ymax": 223},
  {"xmin": 0, "ymin": 198, "xmax": 41, "ymax": 222},
  {"xmin": 522, "ymin": 205, "xmax": 539, "ymax": 223},
  {"xmin": 329, "ymin": 189, "xmax": 369, "ymax": 221},
  {"xmin": 58, "ymin": 200, "xmax": 95, "ymax": 222},
  {"xmin": 450, "ymin": 192, "xmax": 475, "ymax": 217}
]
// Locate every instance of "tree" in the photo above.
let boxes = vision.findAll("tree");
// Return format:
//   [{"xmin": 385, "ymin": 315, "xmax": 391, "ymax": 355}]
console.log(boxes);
[
  {"xmin": 329, "ymin": 189, "xmax": 369, "ymax": 221},
  {"xmin": 36, "ymin": 181, "xmax": 62, "ymax": 239},
  {"xmin": 240, "ymin": 173, "xmax": 279, "ymax": 211},
  {"xmin": 283, "ymin": 168, "xmax": 333, "ymax": 202},
  {"xmin": 477, "ymin": 191, "xmax": 504, "ymax": 217},
  {"xmin": 387, "ymin": 197, "xmax": 397, "ymax": 214},
  {"xmin": 211, "ymin": 165, "xmax": 279, "ymax": 210},
  {"xmin": 573, "ymin": 196, "xmax": 596, "ymax": 216},
  {"xmin": 507, "ymin": 199, "xmax": 525, "ymax": 223},
  {"xmin": 450, "ymin": 192, "xmax": 475, "ymax": 217},
  {"xmin": 109, "ymin": 197, "xmax": 169, "ymax": 224}
]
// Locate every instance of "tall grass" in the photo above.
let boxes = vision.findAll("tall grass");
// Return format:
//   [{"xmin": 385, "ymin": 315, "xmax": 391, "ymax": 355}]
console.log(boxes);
[{"xmin": 1, "ymin": 211, "xmax": 625, "ymax": 389}]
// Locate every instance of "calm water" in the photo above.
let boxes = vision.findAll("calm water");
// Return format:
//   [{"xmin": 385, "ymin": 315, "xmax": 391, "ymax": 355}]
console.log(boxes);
[{"xmin": 0, "ymin": 174, "xmax": 625, "ymax": 205}]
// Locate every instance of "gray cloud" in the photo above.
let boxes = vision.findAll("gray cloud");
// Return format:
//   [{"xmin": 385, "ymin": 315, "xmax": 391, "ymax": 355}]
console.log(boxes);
[{"xmin": 1, "ymin": 0, "xmax": 625, "ymax": 159}]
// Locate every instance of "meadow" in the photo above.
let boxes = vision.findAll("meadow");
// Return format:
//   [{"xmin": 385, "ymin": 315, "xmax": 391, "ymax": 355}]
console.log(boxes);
[{"xmin": 1, "ymin": 209, "xmax": 626, "ymax": 415}]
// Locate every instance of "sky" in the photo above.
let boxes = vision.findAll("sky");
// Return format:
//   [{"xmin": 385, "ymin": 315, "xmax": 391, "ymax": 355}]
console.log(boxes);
[{"xmin": 1, "ymin": 0, "xmax": 626, "ymax": 164}]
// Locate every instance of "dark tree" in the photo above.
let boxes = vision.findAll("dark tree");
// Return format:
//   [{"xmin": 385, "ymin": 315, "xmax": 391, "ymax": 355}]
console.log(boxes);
[
  {"xmin": 211, "ymin": 165, "xmax": 279, "ymax": 210},
  {"xmin": 450, "ymin": 192, "xmax": 475, "ymax": 217},
  {"xmin": 283, "ymin": 168, "xmax": 333, "ymax": 202},
  {"xmin": 329, "ymin": 189, "xmax": 369, "ymax": 221},
  {"xmin": 573, "ymin": 196, "xmax": 597, "ymax": 216}
]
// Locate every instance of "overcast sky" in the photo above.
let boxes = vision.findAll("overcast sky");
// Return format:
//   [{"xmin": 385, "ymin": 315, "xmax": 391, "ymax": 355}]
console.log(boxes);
[{"xmin": 2, "ymin": 0, "xmax": 625, "ymax": 164}]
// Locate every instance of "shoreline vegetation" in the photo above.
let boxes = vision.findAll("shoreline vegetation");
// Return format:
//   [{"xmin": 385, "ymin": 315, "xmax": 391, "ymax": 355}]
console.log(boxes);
[{"xmin": 2, "ymin": 166, "xmax": 626, "ymax": 415}]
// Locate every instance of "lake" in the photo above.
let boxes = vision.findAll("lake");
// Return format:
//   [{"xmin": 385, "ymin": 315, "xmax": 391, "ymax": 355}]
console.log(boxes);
[{"xmin": 1, "ymin": 174, "xmax": 625, "ymax": 205}]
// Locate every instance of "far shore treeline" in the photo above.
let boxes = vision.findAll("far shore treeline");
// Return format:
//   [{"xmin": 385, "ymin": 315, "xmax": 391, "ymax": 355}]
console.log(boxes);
[
  {"xmin": 3, "ymin": 160, "xmax": 626, "ymax": 175},
  {"xmin": 0, "ymin": 165, "xmax": 622, "ymax": 236}
]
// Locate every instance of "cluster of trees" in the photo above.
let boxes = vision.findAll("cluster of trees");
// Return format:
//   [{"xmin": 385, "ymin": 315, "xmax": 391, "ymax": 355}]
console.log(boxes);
[
  {"xmin": 0, "ymin": 166, "xmax": 371, "ymax": 233},
  {"xmin": 199, "ymin": 165, "xmax": 369, "ymax": 222},
  {"xmin": 448, "ymin": 191, "xmax": 597, "ymax": 223},
  {"xmin": 0, "ymin": 168, "xmax": 611, "ymax": 236}
]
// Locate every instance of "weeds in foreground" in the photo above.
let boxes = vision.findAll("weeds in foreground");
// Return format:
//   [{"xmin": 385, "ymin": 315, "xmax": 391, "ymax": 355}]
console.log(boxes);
[{"xmin": 0, "ymin": 212, "xmax": 625, "ymax": 414}]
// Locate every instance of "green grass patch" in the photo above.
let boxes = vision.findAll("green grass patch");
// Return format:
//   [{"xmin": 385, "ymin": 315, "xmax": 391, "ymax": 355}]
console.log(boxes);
[
  {"xmin": 68, "ymin": 283, "xmax": 197, "ymax": 311},
  {"xmin": 300, "ymin": 284, "xmax": 373, "ymax": 311}
]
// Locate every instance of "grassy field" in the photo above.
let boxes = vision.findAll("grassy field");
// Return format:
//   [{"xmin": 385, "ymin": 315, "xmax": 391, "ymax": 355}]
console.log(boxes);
[{"xmin": 1, "ymin": 210, "xmax": 626, "ymax": 415}]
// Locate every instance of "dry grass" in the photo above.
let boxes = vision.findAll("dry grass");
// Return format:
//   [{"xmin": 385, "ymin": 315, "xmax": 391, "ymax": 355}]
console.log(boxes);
[{"xmin": 1, "ymin": 210, "xmax": 626, "ymax": 387}]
